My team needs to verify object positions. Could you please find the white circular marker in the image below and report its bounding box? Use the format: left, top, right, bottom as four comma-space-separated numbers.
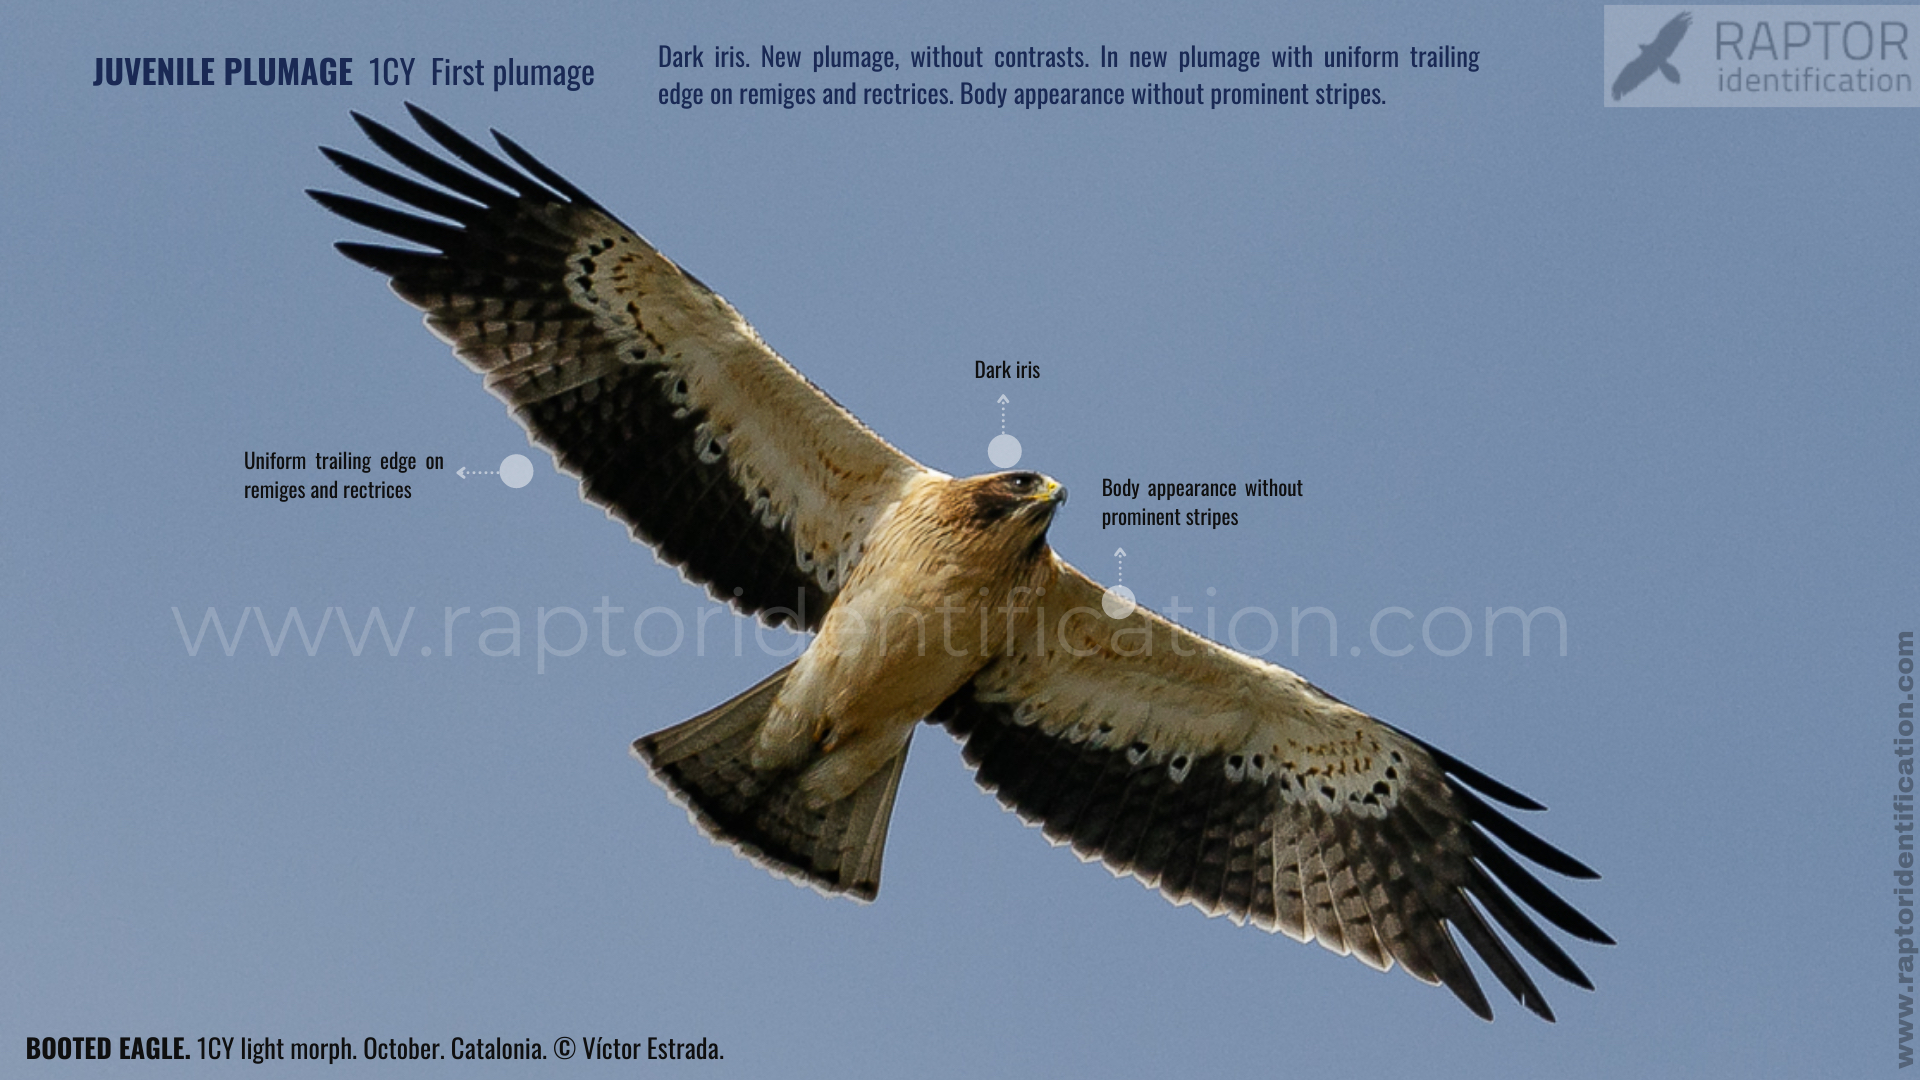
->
988, 433, 1022, 468
421, 646, 433, 657
499, 454, 534, 489
1102, 584, 1136, 619
1350, 646, 1362, 657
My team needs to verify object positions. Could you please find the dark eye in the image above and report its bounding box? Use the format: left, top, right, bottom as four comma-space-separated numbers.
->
1008, 475, 1033, 492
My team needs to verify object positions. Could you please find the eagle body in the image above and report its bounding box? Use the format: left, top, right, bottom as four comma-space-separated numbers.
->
313, 106, 1611, 1022
752, 472, 1066, 805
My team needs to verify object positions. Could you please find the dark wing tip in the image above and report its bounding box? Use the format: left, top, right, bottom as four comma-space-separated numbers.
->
350, 107, 406, 146
1466, 870, 1599, 992
1373, 723, 1608, 1017
403, 102, 554, 200
331, 241, 440, 277
307, 189, 463, 252
318, 146, 491, 227
1382, 724, 1547, 810
1430, 745, 1547, 811
1473, 835, 1614, 946
1430, 939, 1495, 1021
492, 128, 599, 207
341, 107, 520, 208
1455, 786, 1601, 880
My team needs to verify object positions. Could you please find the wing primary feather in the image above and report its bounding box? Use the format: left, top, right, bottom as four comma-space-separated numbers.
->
306, 190, 465, 252
1465, 872, 1596, 991
1383, 724, 1548, 811
332, 241, 442, 278
1447, 894, 1554, 1021
351, 111, 518, 207
319, 147, 487, 225
1454, 785, 1600, 879
405, 102, 557, 201
491, 129, 600, 207
1470, 834, 1615, 944
1426, 916, 1494, 1021
1427, 744, 1547, 811
1361, 813, 1446, 983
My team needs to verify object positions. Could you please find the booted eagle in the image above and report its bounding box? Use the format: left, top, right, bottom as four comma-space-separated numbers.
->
312, 106, 1610, 1021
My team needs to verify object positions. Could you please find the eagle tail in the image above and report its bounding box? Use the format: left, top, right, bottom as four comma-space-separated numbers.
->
1660, 61, 1680, 84
632, 663, 909, 902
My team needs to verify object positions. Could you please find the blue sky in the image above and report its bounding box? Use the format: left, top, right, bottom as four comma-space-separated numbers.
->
5, 2, 1916, 1076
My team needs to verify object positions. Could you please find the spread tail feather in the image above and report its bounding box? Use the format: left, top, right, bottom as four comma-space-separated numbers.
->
631, 663, 910, 902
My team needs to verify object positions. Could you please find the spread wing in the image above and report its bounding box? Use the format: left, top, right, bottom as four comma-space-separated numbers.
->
309, 105, 934, 628
1653, 11, 1693, 57
932, 561, 1610, 1021
1611, 52, 1659, 100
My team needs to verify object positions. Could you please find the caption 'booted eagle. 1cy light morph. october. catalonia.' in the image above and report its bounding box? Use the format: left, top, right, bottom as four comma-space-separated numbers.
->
310, 105, 1612, 1022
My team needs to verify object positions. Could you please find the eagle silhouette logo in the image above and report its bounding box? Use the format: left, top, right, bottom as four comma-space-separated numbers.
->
1613, 11, 1691, 100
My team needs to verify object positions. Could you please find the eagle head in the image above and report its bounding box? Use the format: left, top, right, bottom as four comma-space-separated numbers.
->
957, 471, 1068, 537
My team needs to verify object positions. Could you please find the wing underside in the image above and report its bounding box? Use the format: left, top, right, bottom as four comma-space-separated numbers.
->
934, 562, 1610, 1020
311, 105, 931, 627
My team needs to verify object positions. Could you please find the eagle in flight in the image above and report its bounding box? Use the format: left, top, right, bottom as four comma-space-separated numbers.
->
1612, 11, 1692, 100
312, 106, 1610, 1021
